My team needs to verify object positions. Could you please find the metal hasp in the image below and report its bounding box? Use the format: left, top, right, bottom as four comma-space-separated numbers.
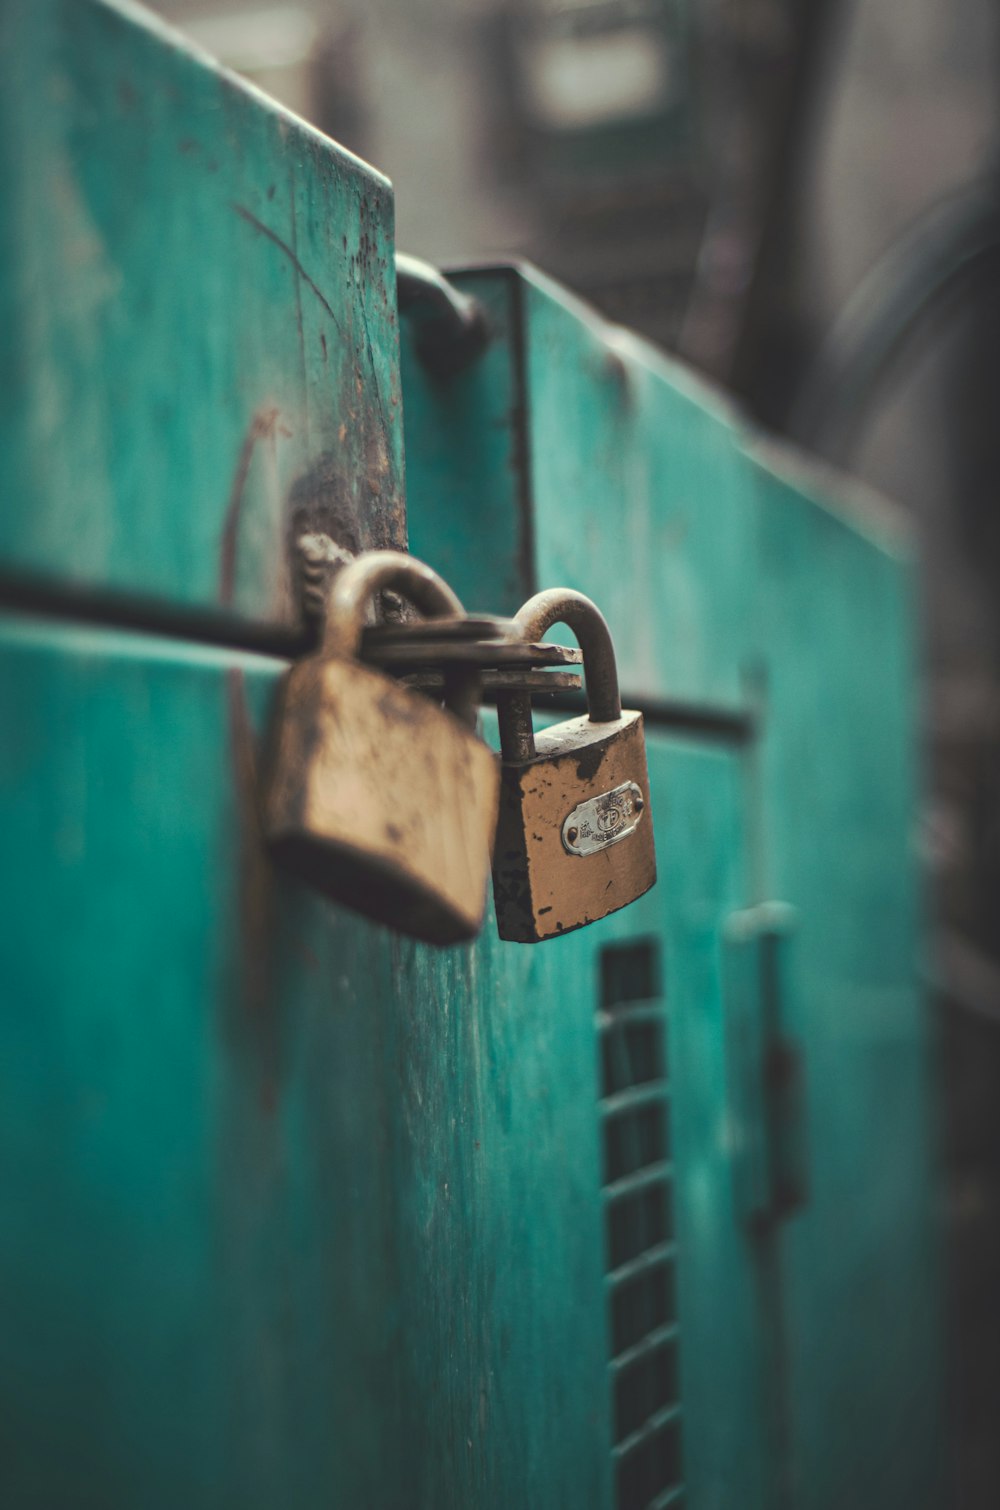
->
265, 550, 499, 945
492, 588, 656, 942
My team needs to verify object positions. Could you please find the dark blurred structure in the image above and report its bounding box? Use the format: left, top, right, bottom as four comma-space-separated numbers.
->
151, 3, 1000, 1503
160, 1, 839, 357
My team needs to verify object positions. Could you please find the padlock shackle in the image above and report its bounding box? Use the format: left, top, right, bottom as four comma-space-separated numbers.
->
324, 550, 464, 659
514, 589, 622, 723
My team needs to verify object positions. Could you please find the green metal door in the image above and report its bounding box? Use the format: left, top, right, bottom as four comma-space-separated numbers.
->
0, 614, 768, 1508
394, 726, 778, 1510
0, 619, 408, 1507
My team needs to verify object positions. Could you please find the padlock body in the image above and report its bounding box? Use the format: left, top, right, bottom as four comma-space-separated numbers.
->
266, 658, 499, 944
492, 710, 656, 942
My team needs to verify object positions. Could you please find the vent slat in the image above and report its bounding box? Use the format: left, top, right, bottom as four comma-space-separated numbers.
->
646, 1486, 686, 1509
606, 1241, 676, 1292
609, 1322, 679, 1376
611, 1403, 683, 1464
603, 1160, 673, 1204
599, 942, 683, 1510
601, 1081, 671, 1119
596, 1000, 668, 1033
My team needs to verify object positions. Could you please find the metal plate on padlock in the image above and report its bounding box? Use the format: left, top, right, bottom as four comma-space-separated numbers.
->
561, 781, 645, 856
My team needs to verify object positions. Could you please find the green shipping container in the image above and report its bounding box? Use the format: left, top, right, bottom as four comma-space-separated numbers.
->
0, 3, 944, 1507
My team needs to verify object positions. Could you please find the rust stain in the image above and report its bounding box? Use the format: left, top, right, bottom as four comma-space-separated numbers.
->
218, 407, 281, 606
286, 450, 361, 559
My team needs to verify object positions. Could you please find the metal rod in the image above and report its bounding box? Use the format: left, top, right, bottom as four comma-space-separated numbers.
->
504, 686, 757, 745
441, 666, 482, 732
396, 253, 491, 379
494, 688, 536, 761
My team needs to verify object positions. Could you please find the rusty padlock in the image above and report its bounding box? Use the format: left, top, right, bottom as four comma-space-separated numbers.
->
491, 589, 656, 942
265, 550, 500, 945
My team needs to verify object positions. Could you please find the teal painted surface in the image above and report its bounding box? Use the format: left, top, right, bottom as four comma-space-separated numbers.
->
0, 0, 404, 627
747, 449, 946, 1508
404, 271, 531, 616
724, 905, 806, 1227
524, 273, 753, 711
396, 729, 779, 1510
593, 744, 779, 1510
0, 617, 408, 1508
390, 851, 613, 1509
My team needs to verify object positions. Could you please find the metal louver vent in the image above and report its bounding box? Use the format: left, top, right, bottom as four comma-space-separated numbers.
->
599, 942, 684, 1510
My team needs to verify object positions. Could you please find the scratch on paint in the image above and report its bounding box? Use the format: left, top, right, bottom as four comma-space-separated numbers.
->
232, 203, 345, 337
358, 294, 390, 443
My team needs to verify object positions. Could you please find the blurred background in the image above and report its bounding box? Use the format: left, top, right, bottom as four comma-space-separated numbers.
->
149, 1, 1000, 1501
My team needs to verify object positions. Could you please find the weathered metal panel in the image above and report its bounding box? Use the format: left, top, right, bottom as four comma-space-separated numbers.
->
0, 0, 404, 631
404, 270, 531, 617
612, 743, 778, 1510
0, 616, 408, 1508
404, 263, 754, 709
746, 448, 946, 1509
0, 608, 778, 1508
0, 620, 614, 1507
523, 271, 753, 712
396, 729, 777, 1510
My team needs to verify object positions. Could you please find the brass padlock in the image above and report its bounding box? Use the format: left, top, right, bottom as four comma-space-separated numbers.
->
492, 589, 656, 942
266, 550, 500, 945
